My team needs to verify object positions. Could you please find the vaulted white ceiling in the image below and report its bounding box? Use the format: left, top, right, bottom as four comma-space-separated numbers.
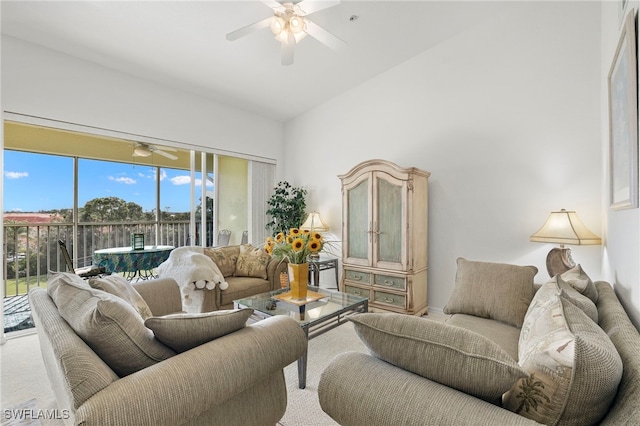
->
2, 1, 509, 122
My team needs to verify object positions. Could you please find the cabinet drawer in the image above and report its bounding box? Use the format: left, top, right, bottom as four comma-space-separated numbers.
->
344, 285, 370, 299
373, 290, 406, 309
374, 274, 406, 291
345, 269, 371, 284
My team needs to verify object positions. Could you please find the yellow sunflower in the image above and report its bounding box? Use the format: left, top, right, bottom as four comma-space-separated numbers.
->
291, 238, 305, 252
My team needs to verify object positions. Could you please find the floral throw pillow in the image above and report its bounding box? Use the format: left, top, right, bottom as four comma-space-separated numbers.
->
504, 294, 621, 425
204, 246, 239, 277
234, 244, 270, 279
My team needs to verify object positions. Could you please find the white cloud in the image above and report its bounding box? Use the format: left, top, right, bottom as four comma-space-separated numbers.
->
5, 171, 28, 179
108, 176, 136, 185
170, 175, 213, 187
170, 175, 192, 185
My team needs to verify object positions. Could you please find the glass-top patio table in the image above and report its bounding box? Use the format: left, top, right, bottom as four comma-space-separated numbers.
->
234, 286, 368, 389
93, 245, 174, 281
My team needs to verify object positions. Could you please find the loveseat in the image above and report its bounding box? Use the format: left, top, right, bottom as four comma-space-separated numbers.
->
29, 272, 306, 426
318, 258, 640, 425
157, 244, 287, 313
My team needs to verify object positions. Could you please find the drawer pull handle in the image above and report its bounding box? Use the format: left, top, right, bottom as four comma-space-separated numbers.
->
354, 275, 362, 281
384, 298, 395, 303
383, 280, 392, 285
353, 291, 362, 296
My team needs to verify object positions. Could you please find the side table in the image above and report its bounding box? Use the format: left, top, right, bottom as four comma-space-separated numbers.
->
308, 255, 339, 290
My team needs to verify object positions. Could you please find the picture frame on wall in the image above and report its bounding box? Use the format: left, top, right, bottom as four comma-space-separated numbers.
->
608, 10, 638, 210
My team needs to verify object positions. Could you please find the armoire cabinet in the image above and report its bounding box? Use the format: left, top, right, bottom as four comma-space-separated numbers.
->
338, 159, 430, 315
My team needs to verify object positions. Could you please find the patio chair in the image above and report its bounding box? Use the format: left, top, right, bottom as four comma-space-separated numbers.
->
216, 229, 231, 246
58, 239, 105, 278
241, 230, 248, 245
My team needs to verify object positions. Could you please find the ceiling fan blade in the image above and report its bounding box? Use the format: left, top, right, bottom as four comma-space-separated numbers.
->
155, 145, 177, 152
296, 0, 340, 15
261, 0, 285, 11
304, 20, 347, 52
226, 17, 273, 41
154, 150, 178, 161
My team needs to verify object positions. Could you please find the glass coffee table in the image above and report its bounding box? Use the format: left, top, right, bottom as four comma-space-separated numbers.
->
234, 286, 368, 389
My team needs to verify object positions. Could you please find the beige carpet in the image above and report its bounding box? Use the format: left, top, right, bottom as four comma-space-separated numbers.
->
280, 321, 368, 426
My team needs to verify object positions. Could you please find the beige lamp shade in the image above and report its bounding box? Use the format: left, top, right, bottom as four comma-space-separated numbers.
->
300, 212, 329, 232
530, 209, 601, 246
531, 209, 601, 277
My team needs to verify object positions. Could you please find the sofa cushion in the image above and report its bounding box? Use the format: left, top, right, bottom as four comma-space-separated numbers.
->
47, 272, 175, 377
504, 294, 622, 425
144, 308, 253, 352
445, 313, 520, 361
219, 276, 271, 307
204, 245, 239, 277
560, 264, 598, 303
443, 258, 537, 327
234, 244, 270, 279
89, 274, 153, 319
350, 313, 528, 402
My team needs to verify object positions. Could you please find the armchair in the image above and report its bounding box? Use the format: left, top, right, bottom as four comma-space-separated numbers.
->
29, 277, 306, 425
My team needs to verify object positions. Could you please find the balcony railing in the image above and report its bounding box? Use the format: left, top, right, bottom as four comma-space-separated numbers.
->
3, 220, 195, 297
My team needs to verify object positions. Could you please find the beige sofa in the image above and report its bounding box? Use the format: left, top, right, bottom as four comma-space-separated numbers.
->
30, 273, 306, 426
201, 245, 288, 311
158, 245, 288, 312
319, 259, 640, 425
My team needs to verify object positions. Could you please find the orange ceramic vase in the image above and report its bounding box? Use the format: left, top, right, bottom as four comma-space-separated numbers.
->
288, 263, 309, 300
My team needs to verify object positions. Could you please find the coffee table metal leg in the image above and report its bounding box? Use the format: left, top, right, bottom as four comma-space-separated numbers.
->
298, 326, 310, 389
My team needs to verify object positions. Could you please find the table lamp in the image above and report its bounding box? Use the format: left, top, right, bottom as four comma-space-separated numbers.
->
300, 212, 329, 232
530, 209, 601, 277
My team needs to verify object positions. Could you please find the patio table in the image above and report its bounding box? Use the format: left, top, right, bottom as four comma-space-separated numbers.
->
93, 245, 174, 281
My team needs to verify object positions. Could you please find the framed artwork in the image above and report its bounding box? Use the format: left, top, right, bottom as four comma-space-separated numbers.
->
608, 10, 638, 210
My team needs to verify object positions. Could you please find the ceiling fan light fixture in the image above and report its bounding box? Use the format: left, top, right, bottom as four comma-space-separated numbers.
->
133, 146, 152, 157
289, 16, 305, 33
270, 16, 285, 35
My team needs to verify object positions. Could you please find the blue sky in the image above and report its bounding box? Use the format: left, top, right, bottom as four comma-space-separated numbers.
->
4, 150, 210, 213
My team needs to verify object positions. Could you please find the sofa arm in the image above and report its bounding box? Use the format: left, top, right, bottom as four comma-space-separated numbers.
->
319, 352, 542, 426
133, 278, 183, 316
266, 257, 288, 291
76, 316, 307, 425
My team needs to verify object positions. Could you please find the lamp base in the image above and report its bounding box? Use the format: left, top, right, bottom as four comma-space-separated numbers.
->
545, 247, 575, 277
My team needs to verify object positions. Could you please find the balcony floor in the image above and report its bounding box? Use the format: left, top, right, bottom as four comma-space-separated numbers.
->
3, 294, 34, 333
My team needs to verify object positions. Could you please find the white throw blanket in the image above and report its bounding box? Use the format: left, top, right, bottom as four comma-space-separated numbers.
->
157, 246, 229, 312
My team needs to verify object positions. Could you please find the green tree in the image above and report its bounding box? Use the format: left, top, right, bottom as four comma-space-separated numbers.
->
265, 181, 307, 236
80, 196, 146, 222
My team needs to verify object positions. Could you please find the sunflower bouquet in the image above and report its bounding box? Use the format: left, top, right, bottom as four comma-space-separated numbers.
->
264, 228, 324, 264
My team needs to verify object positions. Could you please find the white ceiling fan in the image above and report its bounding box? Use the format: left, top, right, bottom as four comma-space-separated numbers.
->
132, 143, 178, 160
226, 0, 347, 65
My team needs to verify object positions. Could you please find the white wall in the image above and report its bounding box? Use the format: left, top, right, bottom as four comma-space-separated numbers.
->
284, 2, 604, 313
600, 1, 640, 328
1, 36, 284, 161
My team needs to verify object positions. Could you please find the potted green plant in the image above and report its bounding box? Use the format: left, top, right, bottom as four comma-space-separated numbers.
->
265, 181, 307, 236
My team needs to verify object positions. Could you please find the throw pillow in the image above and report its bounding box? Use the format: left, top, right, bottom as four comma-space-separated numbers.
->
204, 246, 239, 277
89, 274, 153, 319
144, 308, 254, 352
234, 244, 270, 279
504, 295, 622, 425
443, 258, 538, 327
555, 276, 598, 323
350, 313, 528, 402
560, 264, 598, 304
47, 272, 175, 377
